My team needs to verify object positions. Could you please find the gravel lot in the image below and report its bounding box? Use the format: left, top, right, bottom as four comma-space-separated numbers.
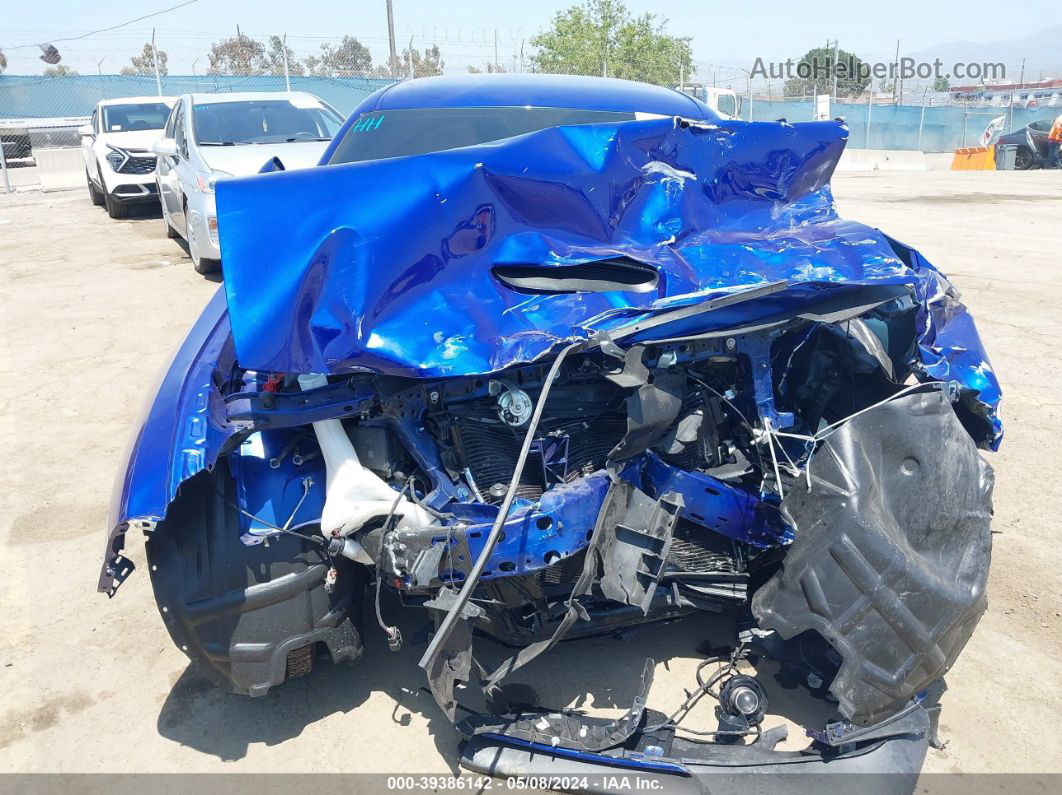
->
1, 170, 1060, 782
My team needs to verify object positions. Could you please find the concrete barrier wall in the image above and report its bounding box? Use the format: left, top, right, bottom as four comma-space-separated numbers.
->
35, 147, 85, 191
836, 148, 928, 172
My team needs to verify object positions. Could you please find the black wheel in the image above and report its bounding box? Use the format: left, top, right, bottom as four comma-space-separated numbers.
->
87, 171, 105, 206
1014, 146, 1034, 170
104, 191, 130, 219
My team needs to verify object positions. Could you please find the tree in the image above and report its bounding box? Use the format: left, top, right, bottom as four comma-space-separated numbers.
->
378, 45, 444, 79
781, 46, 870, 98
43, 65, 78, 77
305, 35, 372, 76
0, 49, 7, 75
266, 35, 304, 77
121, 43, 168, 76
933, 76, 950, 93
207, 34, 268, 76
468, 62, 508, 74
530, 0, 691, 87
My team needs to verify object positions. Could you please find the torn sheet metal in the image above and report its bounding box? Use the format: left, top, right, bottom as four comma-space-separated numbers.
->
215, 117, 1000, 443
751, 388, 994, 726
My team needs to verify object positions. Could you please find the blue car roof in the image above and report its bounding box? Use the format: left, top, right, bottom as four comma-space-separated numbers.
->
354, 73, 718, 118
321, 74, 719, 164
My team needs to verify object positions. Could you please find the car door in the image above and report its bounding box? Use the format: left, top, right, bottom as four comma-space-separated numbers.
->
170, 102, 191, 231
1028, 119, 1051, 157
170, 104, 196, 231
157, 101, 181, 217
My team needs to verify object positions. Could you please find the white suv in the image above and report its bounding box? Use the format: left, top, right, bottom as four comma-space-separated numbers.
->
80, 96, 176, 219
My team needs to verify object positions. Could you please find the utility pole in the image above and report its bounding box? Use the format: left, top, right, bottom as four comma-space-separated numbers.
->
386, 0, 397, 76
892, 39, 899, 104
408, 35, 414, 79
494, 29, 498, 70
519, 40, 525, 73
831, 39, 839, 100
282, 32, 291, 91
151, 28, 162, 96
917, 86, 928, 151
865, 86, 873, 148
1008, 58, 1025, 129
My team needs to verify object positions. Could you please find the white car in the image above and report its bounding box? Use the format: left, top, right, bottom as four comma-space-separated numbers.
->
154, 91, 344, 274
80, 96, 176, 218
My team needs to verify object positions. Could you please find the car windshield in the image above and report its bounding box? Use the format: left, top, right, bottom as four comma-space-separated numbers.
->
102, 103, 171, 132
193, 98, 344, 145
327, 106, 639, 164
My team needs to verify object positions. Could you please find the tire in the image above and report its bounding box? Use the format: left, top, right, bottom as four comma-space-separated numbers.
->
104, 191, 130, 219
1014, 146, 1034, 170
87, 172, 105, 206
163, 211, 180, 239
187, 210, 221, 274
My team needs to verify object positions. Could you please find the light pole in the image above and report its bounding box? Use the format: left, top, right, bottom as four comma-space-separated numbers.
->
281, 32, 291, 91
151, 28, 162, 96
386, 0, 398, 76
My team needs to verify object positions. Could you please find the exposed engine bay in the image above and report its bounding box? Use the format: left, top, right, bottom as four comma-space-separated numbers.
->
100, 107, 1001, 790
140, 281, 993, 780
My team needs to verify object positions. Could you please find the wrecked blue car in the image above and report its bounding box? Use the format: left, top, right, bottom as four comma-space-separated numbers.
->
100, 75, 1000, 791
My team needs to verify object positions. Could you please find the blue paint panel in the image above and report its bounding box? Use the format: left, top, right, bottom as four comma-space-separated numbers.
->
218, 110, 1000, 445
635, 453, 788, 547
463, 471, 613, 579
228, 429, 327, 543
107, 287, 232, 530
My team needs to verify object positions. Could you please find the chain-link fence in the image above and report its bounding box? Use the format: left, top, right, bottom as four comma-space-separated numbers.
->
2, 32, 1059, 191
743, 93, 1052, 152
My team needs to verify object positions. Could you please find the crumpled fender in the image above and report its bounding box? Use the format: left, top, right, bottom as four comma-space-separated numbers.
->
98, 287, 237, 595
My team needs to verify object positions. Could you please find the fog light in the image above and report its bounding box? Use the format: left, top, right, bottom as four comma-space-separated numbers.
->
716, 674, 768, 740
730, 685, 761, 716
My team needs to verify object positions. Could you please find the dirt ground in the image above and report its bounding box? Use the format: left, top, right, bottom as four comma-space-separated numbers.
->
1, 170, 1060, 783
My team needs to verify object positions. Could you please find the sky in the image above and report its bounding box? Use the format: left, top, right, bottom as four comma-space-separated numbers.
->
2, 0, 1060, 83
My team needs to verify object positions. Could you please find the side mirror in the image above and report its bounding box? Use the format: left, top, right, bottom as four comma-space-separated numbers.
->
77, 124, 93, 137
154, 138, 179, 157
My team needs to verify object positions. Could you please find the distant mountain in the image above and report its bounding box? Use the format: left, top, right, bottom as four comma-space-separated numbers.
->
904, 26, 1062, 85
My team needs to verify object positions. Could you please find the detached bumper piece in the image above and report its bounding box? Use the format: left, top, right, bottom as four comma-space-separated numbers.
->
460, 676, 940, 795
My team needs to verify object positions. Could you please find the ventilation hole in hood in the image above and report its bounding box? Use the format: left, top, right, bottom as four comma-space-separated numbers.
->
492, 256, 659, 294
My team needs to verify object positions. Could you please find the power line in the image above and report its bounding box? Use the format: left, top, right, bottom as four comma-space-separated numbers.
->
1, 0, 200, 50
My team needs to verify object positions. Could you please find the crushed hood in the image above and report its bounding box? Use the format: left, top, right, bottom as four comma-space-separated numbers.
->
215, 115, 1001, 446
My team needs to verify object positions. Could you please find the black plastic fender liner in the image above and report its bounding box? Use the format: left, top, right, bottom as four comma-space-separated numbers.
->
752, 389, 994, 726
145, 470, 366, 696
